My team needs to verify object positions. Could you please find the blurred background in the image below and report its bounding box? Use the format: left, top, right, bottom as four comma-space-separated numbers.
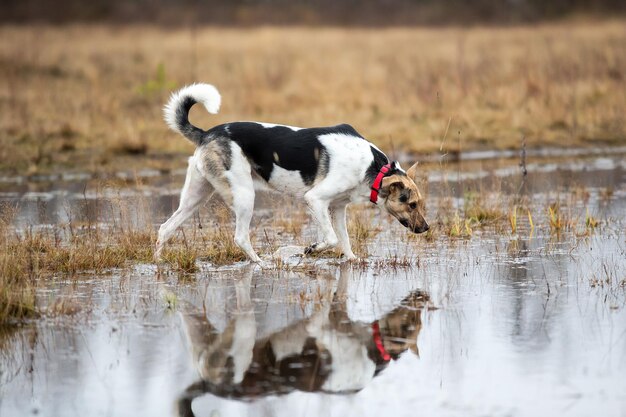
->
0, 0, 624, 175
3, 0, 626, 25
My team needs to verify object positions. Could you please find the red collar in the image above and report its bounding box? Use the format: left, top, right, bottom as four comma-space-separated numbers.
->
372, 322, 391, 362
370, 163, 392, 204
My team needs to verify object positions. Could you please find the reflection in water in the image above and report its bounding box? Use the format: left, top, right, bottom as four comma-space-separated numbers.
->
0, 233, 625, 416
177, 265, 428, 415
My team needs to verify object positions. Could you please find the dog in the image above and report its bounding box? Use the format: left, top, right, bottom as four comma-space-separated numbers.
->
155, 83, 429, 263
176, 264, 429, 413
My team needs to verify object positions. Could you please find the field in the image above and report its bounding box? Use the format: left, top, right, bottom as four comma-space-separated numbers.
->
1, 20, 625, 176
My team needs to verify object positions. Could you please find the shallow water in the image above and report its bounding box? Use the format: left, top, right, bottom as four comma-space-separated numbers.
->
2, 151, 625, 226
1, 154, 625, 417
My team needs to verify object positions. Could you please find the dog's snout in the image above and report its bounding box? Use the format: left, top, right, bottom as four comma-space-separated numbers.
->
400, 219, 409, 228
412, 223, 429, 234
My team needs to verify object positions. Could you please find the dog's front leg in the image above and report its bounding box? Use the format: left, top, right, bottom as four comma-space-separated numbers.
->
304, 192, 338, 255
331, 202, 357, 260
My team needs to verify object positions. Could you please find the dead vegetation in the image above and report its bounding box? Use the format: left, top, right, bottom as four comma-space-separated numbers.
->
0, 194, 244, 323
1, 214, 38, 323
0, 21, 625, 175
348, 206, 382, 257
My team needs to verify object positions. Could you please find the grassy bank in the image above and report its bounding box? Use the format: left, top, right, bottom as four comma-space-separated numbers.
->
0, 200, 245, 323
0, 21, 625, 176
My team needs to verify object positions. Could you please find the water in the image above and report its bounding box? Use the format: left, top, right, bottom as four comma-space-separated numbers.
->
1, 154, 625, 417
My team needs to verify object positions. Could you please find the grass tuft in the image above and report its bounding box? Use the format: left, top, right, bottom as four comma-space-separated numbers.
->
464, 192, 504, 225
509, 206, 518, 234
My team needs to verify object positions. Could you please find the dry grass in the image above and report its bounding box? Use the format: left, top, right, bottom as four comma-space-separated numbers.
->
201, 226, 247, 266
347, 206, 381, 257
0, 191, 245, 322
443, 212, 474, 238
414, 184, 613, 240
272, 200, 309, 239
3, 225, 153, 277
0, 214, 250, 321
1, 215, 38, 323
162, 247, 198, 274
463, 192, 505, 225
0, 21, 625, 175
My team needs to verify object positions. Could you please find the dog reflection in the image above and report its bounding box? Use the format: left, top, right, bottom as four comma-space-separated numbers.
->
177, 267, 429, 414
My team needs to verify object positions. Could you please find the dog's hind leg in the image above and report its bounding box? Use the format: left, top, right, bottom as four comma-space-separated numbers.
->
155, 157, 211, 261
224, 147, 261, 263
230, 184, 260, 263
331, 201, 356, 260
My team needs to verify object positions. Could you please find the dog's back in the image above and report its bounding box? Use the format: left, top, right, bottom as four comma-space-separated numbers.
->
206, 122, 373, 187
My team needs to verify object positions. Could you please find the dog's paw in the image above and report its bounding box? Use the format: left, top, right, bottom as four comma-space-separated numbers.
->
153, 252, 165, 264
304, 243, 321, 255
343, 252, 358, 261
255, 260, 272, 270
154, 242, 166, 264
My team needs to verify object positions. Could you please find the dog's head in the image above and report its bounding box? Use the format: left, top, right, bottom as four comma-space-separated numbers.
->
380, 290, 429, 359
379, 162, 429, 234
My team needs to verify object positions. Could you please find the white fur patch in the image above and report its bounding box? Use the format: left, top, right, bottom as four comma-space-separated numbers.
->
318, 133, 376, 190
164, 83, 221, 133
392, 160, 406, 173
227, 312, 256, 384
257, 122, 302, 131
319, 330, 376, 391
268, 164, 308, 196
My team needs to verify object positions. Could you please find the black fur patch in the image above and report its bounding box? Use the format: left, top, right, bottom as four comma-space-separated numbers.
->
177, 96, 207, 146
206, 122, 362, 186
365, 146, 391, 184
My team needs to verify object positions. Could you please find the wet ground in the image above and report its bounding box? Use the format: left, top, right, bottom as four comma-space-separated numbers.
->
1, 151, 626, 417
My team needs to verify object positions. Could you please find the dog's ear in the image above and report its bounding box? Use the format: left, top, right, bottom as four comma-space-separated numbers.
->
380, 176, 405, 198
406, 162, 419, 183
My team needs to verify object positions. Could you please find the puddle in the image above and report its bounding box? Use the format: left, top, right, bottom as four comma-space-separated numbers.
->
1, 153, 625, 227
1, 154, 626, 416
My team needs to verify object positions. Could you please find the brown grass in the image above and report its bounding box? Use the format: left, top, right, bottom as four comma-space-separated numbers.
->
201, 226, 247, 266
463, 192, 505, 225
1, 214, 38, 323
0, 190, 247, 322
347, 206, 381, 257
0, 21, 625, 175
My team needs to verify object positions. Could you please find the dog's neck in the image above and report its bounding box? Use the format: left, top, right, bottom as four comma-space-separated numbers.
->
364, 147, 390, 186
369, 163, 392, 204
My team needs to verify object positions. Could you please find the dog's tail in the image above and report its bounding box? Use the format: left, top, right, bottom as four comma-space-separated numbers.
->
163, 83, 221, 146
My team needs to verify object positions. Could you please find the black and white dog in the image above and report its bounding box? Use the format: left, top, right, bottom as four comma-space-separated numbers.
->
155, 83, 428, 263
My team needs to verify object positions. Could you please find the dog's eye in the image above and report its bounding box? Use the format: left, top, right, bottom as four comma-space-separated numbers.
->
399, 195, 408, 203
409, 202, 417, 210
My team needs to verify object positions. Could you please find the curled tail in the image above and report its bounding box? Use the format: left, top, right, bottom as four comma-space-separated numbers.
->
163, 83, 221, 146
